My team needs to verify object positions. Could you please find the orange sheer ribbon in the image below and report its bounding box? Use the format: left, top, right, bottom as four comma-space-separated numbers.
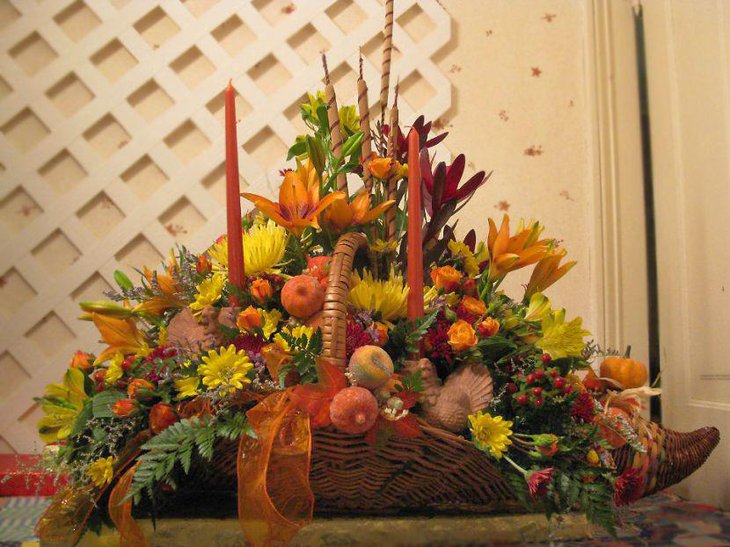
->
108, 461, 148, 547
36, 432, 150, 545
238, 390, 314, 547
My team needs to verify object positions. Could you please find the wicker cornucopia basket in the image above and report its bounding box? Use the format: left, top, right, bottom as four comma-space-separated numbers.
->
204, 233, 719, 515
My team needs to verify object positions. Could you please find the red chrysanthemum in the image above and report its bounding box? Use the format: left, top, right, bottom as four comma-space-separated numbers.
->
346, 318, 375, 359
571, 391, 596, 423
423, 318, 456, 367
233, 333, 265, 355
614, 468, 644, 506
527, 467, 554, 498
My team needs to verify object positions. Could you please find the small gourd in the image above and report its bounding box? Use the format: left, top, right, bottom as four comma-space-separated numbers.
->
599, 346, 648, 389
329, 386, 379, 434
281, 275, 325, 319
348, 345, 394, 389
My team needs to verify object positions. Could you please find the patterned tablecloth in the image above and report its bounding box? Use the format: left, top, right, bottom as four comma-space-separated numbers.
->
1, 491, 729, 546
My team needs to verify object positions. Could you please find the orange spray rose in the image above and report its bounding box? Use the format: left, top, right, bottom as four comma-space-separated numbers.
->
447, 320, 478, 352
430, 266, 462, 292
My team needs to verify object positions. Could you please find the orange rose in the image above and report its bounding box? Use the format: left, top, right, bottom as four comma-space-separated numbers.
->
250, 278, 273, 303
149, 403, 179, 434
460, 296, 487, 317
366, 156, 394, 179
112, 398, 137, 418
69, 351, 93, 370
430, 265, 462, 292
237, 306, 262, 331
477, 317, 500, 337
197, 254, 211, 275
127, 378, 154, 399
447, 319, 478, 352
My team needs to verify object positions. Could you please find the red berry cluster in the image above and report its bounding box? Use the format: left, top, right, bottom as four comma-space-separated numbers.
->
510, 354, 573, 409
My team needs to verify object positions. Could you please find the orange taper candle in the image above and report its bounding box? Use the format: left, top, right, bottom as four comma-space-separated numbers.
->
225, 81, 244, 305
406, 128, 423, 321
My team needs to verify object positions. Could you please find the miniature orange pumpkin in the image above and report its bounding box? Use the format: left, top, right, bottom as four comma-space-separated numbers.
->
599, 346, 648, 389
281, 275, 325, 319
329, 386, 379, 434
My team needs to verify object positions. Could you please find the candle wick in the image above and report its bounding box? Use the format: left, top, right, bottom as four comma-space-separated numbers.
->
359, 50, 364, 80
393, 78, 400, 108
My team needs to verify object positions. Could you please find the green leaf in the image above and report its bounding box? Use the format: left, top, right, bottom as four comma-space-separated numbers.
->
92, 390, 126, 418
341, 131, 363, 158
287, 140, 307, 160
113, 270, 134, 291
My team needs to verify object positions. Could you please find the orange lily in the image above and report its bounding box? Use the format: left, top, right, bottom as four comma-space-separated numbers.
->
487, 215, 551, 281
525, 248, 577, 298
241, 160, 345, 236
134, 265, 185, 316
91, 313, 149, 364
323, 191, 395, 232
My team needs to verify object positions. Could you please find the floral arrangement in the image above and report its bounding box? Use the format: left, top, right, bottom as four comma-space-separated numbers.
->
31, 8, 702, 546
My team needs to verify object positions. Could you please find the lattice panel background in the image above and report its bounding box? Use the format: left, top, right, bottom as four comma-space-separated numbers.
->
0, 0, 452, 453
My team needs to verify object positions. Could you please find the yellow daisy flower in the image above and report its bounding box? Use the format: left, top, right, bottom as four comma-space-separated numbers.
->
189, 273, 226, 314
174, 375, 200, 400
468, 411, 513, 459
87, 456, 114, 488
197, 345, 253, 395
370, 239, 399, 254
261, 308, 283, 339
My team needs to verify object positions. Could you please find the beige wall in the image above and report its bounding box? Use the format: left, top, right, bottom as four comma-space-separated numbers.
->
438, 0, 599, 325
0, 0, 645, 454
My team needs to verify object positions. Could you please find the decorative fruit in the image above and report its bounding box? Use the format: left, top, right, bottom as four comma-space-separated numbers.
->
599, 346, 648, 389
329, 386, 379, 434
596, 406, 632, 448
281, 275, 325, 319
348, 345, 394, 389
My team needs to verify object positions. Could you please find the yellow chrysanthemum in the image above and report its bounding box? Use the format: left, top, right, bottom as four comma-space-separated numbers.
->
261, 308, 283, 339
174, 375, 200, 400
104, 353, 125, 385
189, 273, 226, 314
536, 309, 590, 359
448, 240, 480, 277
87, 456, 114, 488
274, 325, 315, 352
468, 411, 513, 459
208, 220, 288, 276
349, 268, 409, 322
197, 345, 253, 395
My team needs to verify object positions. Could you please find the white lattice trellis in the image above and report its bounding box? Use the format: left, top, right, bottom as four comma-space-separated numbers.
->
0, 0, 452, 452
